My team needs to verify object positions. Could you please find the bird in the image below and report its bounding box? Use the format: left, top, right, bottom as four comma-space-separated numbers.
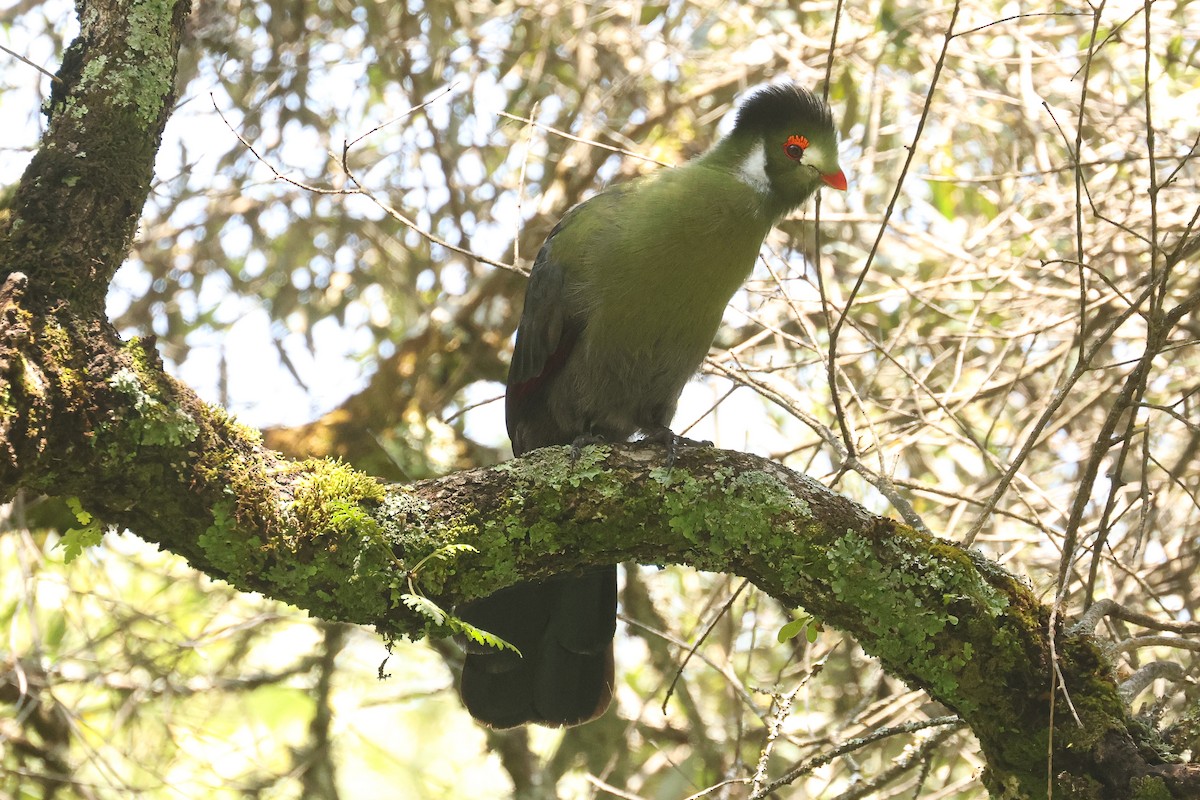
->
458, 83, 846, 728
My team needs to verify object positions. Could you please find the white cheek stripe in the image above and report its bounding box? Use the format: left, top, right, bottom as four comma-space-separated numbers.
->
735, 141, 771, 193
805, 142, 833, 175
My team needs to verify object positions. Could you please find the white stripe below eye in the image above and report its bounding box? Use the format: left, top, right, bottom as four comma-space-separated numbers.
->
805, 142, 832, 175
735, 141, 771, 193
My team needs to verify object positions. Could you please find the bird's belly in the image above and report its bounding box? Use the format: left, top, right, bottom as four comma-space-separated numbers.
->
547, 215, 765, 440
546, 310, 722, 440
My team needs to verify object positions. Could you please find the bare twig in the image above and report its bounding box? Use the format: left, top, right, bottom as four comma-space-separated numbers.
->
0, 41, 62, 84
749, 716, 963, 799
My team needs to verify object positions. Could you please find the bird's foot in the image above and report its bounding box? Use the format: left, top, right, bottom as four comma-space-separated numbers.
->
570, 433, 608, 462
639, 426, 712, 468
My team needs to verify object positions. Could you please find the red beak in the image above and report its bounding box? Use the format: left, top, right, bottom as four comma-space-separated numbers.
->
820, 169, 848, 191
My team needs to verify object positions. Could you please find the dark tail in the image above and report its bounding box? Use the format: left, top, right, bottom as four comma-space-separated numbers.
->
458, 567, 617, 728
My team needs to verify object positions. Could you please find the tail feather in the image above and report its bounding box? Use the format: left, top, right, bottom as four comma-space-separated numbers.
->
459, 567, 617, 728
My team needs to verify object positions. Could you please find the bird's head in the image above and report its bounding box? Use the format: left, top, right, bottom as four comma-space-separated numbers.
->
721, 84, 846, 212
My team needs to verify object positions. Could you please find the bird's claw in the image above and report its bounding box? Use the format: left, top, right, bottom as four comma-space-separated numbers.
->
640, 427, 712, 468
569, 433, 608, 462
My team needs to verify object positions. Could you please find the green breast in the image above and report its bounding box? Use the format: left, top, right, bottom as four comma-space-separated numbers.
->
554, 164, 775, 354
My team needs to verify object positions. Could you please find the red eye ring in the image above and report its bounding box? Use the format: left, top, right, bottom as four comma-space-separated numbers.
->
783, 134, 810, 161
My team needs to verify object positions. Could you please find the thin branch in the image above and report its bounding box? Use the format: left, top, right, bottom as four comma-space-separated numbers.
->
751, 684, 803, 796
212, 94, 521, 274
824, 0, 962, 457
962, 280, 1158, 546
830, 725, 960, 800
1118, 662, 1188, 703
749, 716, 964, 799
585, 774, 650, 800
496, 110, 669, 168
1071, 599, 1200, 637
1107, 636, 1200, 658
0, 41, 63, 84
661, 579, 751, 716
344, 82, 460, 151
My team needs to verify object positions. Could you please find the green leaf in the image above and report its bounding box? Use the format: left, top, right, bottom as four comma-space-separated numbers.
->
409, 543, 478, 576
60, 496, 104, 564
65, 496, 92, 526
60, 525, 103, 564
452, 618, 521, 656
45, 613, 67, 649
778, 613, 822, 644
401, 592, 521, 655
638, 3, 667, 24
400, 593, 447, 625
430, 543, 478, 562
776, 614, 807, 643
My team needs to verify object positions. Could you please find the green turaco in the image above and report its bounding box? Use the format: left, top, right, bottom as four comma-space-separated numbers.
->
460, 83, 846, 728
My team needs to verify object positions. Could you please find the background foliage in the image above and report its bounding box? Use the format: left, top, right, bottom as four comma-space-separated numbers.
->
2, 0, 1197, 796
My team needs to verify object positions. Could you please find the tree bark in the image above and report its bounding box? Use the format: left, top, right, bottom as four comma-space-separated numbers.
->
0, 2, 1195, 797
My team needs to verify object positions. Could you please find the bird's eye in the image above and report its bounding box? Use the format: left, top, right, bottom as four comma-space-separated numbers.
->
783, 134, 809, 162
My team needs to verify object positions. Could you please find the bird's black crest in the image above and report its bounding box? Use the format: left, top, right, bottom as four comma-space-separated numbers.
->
733, 84, 833, 135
